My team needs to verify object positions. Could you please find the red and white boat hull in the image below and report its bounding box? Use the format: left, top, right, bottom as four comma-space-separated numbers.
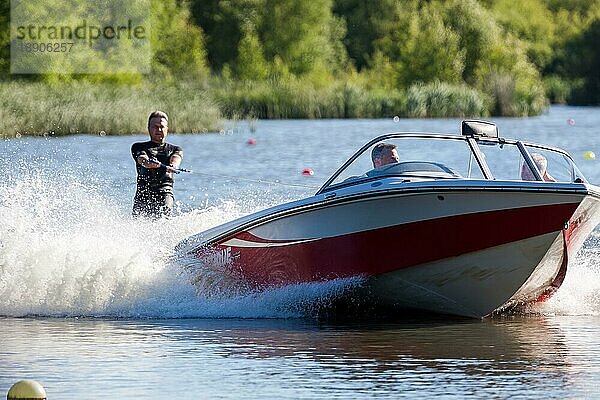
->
368, 231, 567, 317
181, 182, 600, 318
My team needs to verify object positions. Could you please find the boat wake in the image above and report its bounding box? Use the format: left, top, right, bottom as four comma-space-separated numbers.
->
531, 232, 600, 317
0, 172, 359, 318
1, 171, 599, 319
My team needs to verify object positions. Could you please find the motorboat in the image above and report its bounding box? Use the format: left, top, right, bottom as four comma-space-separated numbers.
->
176, 120, 600, 318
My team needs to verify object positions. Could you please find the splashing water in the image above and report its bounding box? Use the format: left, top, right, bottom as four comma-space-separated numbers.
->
0, 172, 359, 318
535, 232, 600, 316
0, 171, 185, 317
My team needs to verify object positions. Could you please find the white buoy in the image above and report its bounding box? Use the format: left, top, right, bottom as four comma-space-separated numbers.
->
7, 380, 46, 400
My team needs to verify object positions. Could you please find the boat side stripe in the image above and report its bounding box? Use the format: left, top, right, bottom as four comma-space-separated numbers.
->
221, 237, 318, 248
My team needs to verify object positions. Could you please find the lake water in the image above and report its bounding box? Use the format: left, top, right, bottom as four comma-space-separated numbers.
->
1, 106, 600, 398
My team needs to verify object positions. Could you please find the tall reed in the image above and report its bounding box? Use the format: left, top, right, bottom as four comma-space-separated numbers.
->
212, 79, 407, 119
406, 82, 489, 118
0, 81, 222, 138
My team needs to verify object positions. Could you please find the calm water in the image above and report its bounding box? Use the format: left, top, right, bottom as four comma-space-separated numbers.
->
1, 106, 600, 398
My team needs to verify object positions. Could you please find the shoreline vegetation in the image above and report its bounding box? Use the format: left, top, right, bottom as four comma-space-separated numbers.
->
0, 81, 221, 137
1, 0, 599, 138
0, 77, 539, 138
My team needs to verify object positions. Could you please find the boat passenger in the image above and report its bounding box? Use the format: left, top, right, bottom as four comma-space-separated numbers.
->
131, 111, 184, 218
521, 153, 556, 182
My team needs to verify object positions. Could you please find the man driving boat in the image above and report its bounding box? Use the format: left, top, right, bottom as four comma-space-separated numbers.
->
371, 142, 400, 168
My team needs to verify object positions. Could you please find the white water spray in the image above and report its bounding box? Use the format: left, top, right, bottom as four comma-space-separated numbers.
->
0, 172, 358, 318
537, 232, 600, 316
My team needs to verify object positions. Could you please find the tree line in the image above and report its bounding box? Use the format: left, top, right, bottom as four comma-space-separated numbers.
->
1, 0, 599, 119
189, 0, 600, 107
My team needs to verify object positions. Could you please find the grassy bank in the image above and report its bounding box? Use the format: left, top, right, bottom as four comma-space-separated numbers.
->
0, 77, 548, 138
212, 79, 406, 119
212, 79, 545, 119
0, 81, 222, 138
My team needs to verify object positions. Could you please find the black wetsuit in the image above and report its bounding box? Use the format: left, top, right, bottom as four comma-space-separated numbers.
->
131, 141, 183, 218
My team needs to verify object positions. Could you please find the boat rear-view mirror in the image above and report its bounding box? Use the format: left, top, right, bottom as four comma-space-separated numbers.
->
461, 120, 499, 138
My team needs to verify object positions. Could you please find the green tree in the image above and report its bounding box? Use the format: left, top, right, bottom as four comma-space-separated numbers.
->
259, 0, 347, 77
545, 2, 600, 72
442, 0, 546, 115
7, 0, 151, 81
332, 0, 398, 70
361, 51, 399, 89
189, 0, 263, 71
236, 23, 269, 80
377, 3, 464, 87
151, 0, 209, 80
490, 0, 555, 70
442, 0, 501, 84
399, 8, 464, 85
564, 18, 600, 104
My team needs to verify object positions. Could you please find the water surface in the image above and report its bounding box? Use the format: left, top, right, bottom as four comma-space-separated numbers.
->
1, 106, 599, 398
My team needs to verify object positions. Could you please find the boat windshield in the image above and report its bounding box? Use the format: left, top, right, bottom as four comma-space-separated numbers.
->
326, 135, 485, 188
320, 133, 586, 193
522, 143, 587, 183
476, 139, 586, 182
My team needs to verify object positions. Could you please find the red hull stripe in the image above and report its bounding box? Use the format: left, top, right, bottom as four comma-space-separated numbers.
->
210, 202, 579, 287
